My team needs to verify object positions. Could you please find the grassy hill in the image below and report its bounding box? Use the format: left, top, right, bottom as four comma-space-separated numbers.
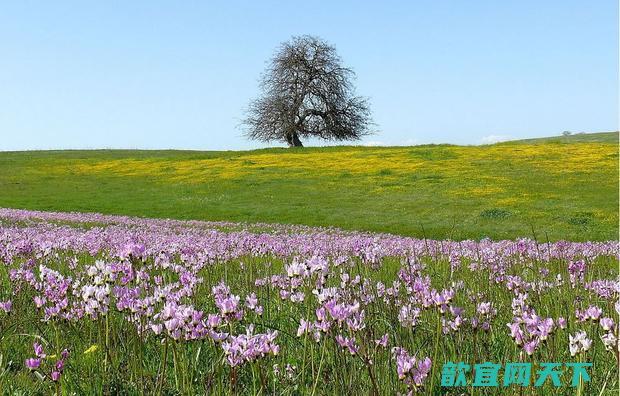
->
0, 133, 617, 241
503, 131, 618, 144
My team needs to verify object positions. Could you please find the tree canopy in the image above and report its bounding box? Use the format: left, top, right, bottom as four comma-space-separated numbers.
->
243, 35, 372, 147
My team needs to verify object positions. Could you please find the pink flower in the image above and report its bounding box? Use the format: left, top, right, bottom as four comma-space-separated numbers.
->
375, 333, 389, 348
245, 293, 258, 310
55, 359, 65, 371
297, 319, 311, 337
33, 342, 45, 358
0, 300, 12, 313
600, 317, 615, 331
34, 296, 46, 308
335, 335, 358, 355
557, 317, 567, 329
25, 358, 41, 370
392, 347, 432, 387
523, 340, 539, 356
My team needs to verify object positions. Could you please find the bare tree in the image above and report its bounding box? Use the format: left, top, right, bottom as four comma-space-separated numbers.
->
243, 35, 373, 147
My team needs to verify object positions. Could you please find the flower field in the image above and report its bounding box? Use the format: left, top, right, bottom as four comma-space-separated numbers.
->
1, 136, 618, 242
0, 208, 618, 394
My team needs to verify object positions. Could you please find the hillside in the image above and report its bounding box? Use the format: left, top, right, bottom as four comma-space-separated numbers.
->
503, 131, 618, 144
0, 135, 617, 241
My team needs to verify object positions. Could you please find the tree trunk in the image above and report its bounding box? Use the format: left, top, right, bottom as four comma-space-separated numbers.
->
286, 131, 303, 147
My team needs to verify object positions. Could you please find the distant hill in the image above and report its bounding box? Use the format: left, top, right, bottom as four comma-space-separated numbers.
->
501, 131, 618, 144
0, 134, 617, 241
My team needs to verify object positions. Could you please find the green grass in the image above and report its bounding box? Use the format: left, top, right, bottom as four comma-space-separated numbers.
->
0, 132, 617, 241
503, 131, 619, 144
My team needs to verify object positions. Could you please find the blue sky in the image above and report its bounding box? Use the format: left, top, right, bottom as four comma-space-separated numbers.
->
0, 1, 617, 150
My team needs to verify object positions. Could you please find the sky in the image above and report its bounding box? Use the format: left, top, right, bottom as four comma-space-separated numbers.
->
0, 1, 618, 151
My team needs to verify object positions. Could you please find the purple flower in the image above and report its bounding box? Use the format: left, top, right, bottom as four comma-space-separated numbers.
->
221, 326, 279, 367
297, 319, 311, 337
151, 323, 163, 335
245, 293, 263, 315
33, 342, 45, 358
557, 317, 567, 329
523, 340, 539, 356
164, 318, 180, 332
536, 318, 554, 341
507, 322, 524, 344
398, 304, 421, 328
476, 302, 492, 315
585, 306, 603, 321
392, 347, 432, 387
206, 314, 222, 329
413, 357, 432, 386
375, 333, 389, 347
0, 300, 12, 313
25, 358, 41, 370
33, 296, 46, 308
118, 243, 145, 260
335, 334, 358, 355
55, 359, 65, 371
50, 371, 61, 382
568, 260, 586, 286
245, 293, 258, 309
600, 317, 615, 331
215, 294, 240, 316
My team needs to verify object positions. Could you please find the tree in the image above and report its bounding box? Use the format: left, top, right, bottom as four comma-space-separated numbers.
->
243, 35, 372, 147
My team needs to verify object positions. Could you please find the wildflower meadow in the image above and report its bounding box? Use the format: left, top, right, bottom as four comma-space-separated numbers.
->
0, 208, 617, 394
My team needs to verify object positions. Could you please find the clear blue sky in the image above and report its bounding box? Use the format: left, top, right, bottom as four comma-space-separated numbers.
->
1, 1, 617, 150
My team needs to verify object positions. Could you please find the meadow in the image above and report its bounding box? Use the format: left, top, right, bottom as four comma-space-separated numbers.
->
0, 132, 618, 242
0, 132, 618, 395
0, 209, 618, 395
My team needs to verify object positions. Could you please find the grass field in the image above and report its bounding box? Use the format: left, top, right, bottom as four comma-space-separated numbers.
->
0, 132, 617, 241
505, 131, 619, 145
